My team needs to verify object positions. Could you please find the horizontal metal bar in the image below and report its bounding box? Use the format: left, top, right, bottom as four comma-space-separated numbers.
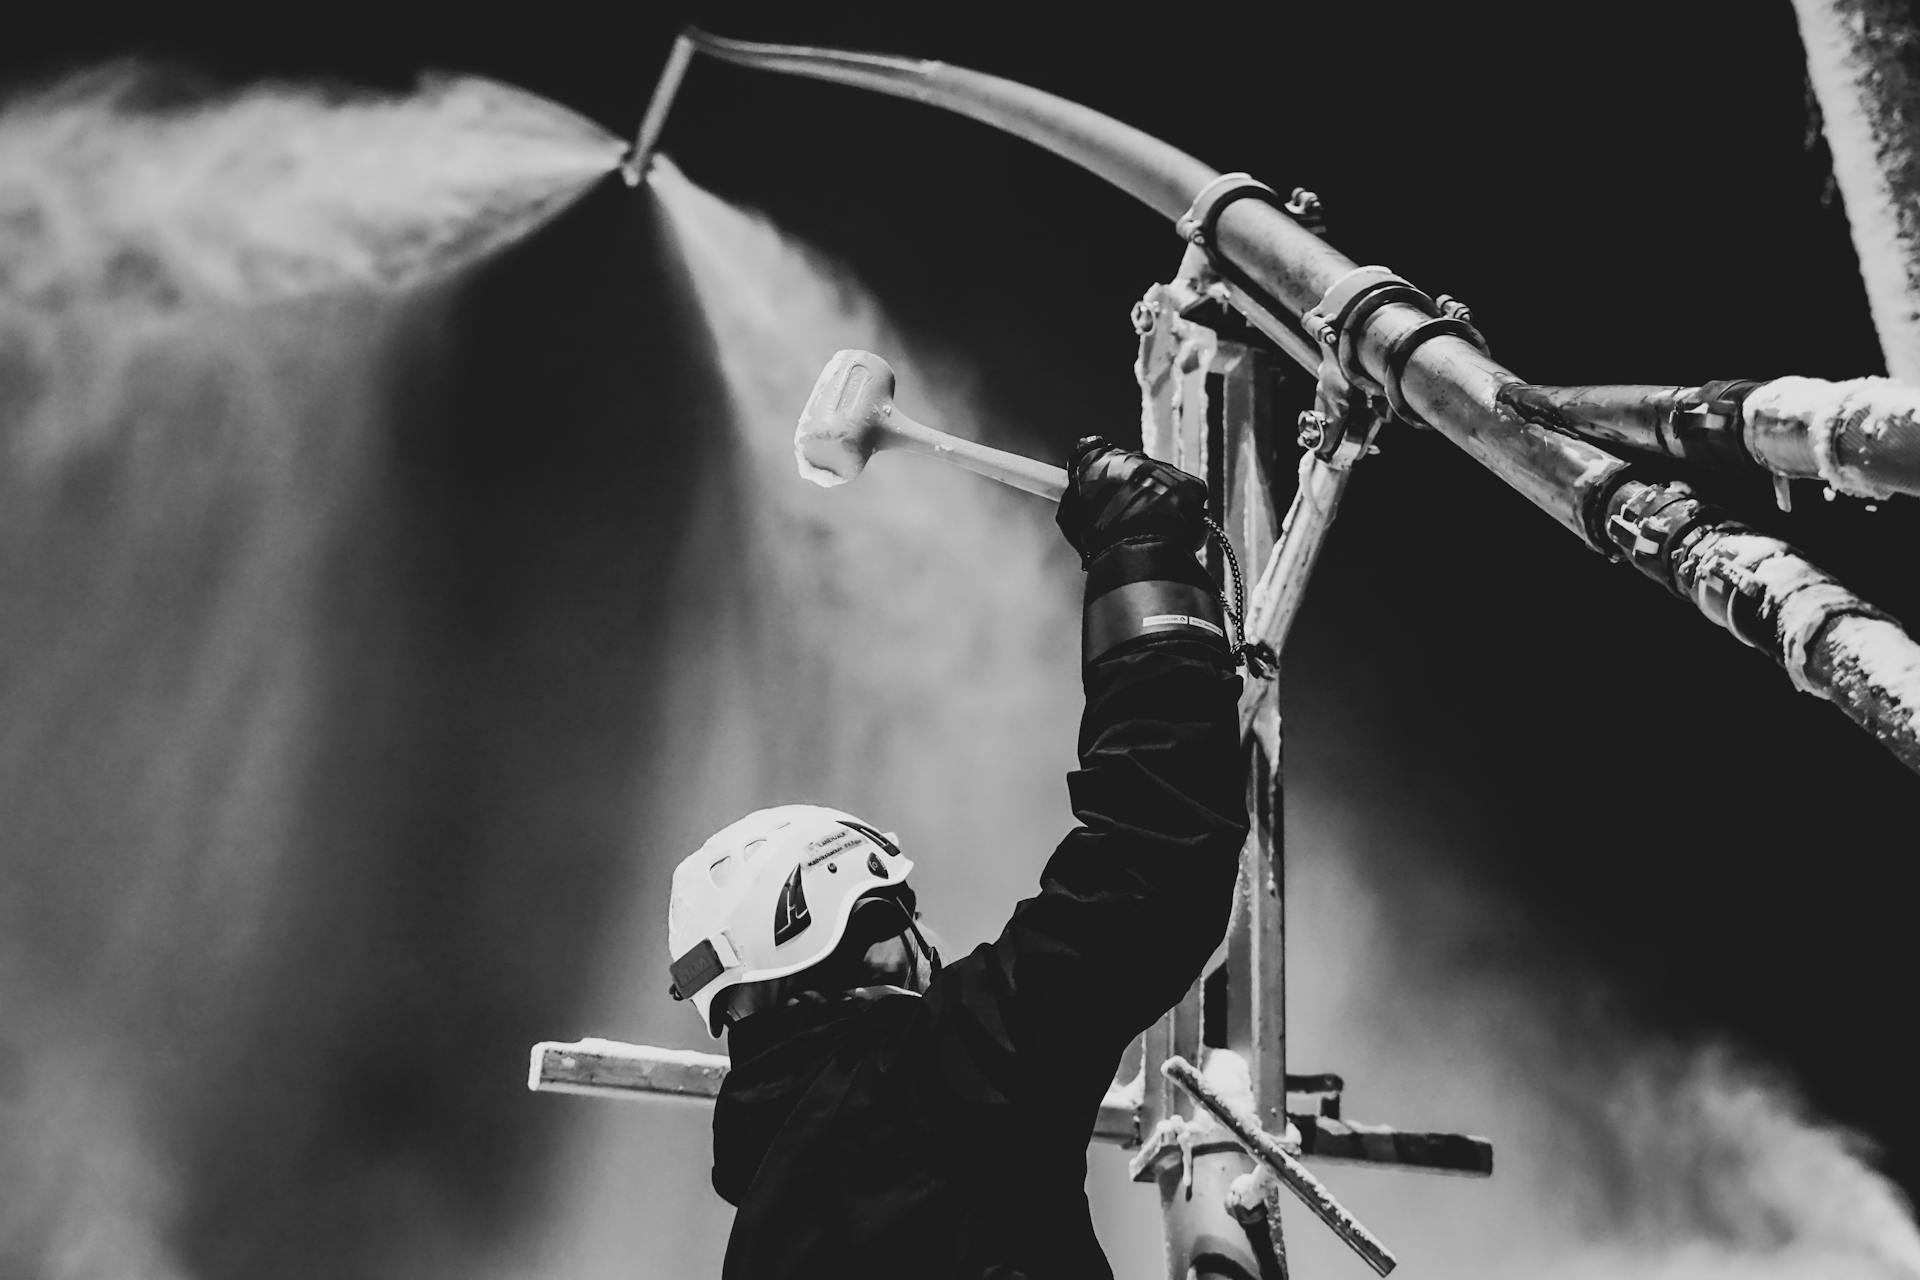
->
1291, 1114, 1493, 1177
529, 1039, 729, 1100
1285, 1073, 1345, 1095
530, 1038, 1143, 1145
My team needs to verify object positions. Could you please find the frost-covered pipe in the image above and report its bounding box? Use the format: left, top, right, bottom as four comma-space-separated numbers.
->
1500, 376, 1920, 501
1604, 479, 1920, 772
1745, 376, 1920, 500
1791, 0, 1920, 384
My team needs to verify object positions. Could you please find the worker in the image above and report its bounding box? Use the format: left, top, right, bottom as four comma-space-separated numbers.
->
665, 437, 1251, 1278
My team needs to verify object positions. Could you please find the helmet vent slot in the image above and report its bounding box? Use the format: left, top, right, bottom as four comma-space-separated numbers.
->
771, 863, 812, 945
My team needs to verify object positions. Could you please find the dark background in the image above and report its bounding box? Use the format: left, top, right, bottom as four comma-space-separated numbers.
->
6, 0, 1920, 1272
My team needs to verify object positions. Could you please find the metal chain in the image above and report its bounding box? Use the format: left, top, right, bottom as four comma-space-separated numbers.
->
1202, 514, 1276, 678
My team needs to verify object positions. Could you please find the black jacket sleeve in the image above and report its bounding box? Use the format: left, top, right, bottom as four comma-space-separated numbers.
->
908, 539, 1250, 1122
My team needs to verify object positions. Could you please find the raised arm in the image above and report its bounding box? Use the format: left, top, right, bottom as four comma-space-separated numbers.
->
915, 438, 1251, 1117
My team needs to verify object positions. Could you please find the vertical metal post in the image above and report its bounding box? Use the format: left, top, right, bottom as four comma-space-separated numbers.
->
1134, 283, 1215, 1149
1214, 345, 1288, 1139
1133, 282, 1288, 1279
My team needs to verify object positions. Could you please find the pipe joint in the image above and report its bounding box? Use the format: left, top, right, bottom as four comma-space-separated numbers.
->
1602, 479, 1714, 589
1177, 173, 1322, 351
1671, 379, 1765, 478
1301, 268, 1488, 424
1303, 267, 1431, 395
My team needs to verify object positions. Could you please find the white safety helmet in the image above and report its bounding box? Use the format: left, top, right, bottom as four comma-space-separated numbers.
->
667, 804, 916, 1038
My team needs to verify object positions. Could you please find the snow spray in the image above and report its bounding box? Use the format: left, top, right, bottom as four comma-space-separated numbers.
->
0, 63, 623, 462
0, 62, 619, 1280
1273, 805, 1920, 1280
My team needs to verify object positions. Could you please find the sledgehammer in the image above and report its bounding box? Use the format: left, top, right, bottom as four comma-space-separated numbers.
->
796, 350, 1067, 500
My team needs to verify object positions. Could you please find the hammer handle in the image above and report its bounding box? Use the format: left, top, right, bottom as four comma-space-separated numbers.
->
886, 412, 1067, 501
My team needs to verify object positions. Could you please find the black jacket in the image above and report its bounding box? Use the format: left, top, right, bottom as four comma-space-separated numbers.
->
711, 543, 1249, 1279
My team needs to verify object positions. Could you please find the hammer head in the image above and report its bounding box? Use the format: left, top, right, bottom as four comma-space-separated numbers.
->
795, 349, 897, 488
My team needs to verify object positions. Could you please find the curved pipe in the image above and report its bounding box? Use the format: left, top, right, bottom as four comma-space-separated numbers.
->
673, 28, 1627, 550
684, 29, 1216, 221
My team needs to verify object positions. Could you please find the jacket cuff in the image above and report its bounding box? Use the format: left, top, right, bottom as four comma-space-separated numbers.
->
1083, 540, 1227, 665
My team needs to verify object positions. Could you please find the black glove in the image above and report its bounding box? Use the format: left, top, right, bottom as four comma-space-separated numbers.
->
1055, 436, 1211, 564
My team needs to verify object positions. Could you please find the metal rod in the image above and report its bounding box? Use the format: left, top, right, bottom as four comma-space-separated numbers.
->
624, 33, 697, 186
1217, 277, 1323, 374
1239, 454, 1350, 744
530, 1037, 1143, 1145
529, 1038, 729, 1100
1164, 1055, 1398, 1276
1227, 1167, 1293, 1280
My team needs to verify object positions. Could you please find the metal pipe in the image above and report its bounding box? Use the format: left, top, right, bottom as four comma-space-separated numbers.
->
1499, 377, 1920, 502
1497, 383, 1726, 467
683, 29, 1920, 776
1602, 477, 1920, 773
683, 29, 1215, 220
1153, 1144, 1274, 1280
1744, 376, 1920, 500
624, 34, 696, 186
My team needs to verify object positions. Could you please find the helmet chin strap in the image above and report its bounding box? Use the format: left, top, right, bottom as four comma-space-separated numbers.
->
725, 895, 943, 1029
903, 917, 941, 990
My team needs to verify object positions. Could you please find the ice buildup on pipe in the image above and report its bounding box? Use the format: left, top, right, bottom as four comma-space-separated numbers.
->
1743, 375, 1920, 501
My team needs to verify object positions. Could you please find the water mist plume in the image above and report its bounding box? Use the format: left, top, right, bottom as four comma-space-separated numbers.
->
640, 155, 1081, 850
0, 63, 623, 312
524, 157, 1088, 1277
0, 62, 621, 469
1279, 802, 1920, 1280
0, 62, 622, 1280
